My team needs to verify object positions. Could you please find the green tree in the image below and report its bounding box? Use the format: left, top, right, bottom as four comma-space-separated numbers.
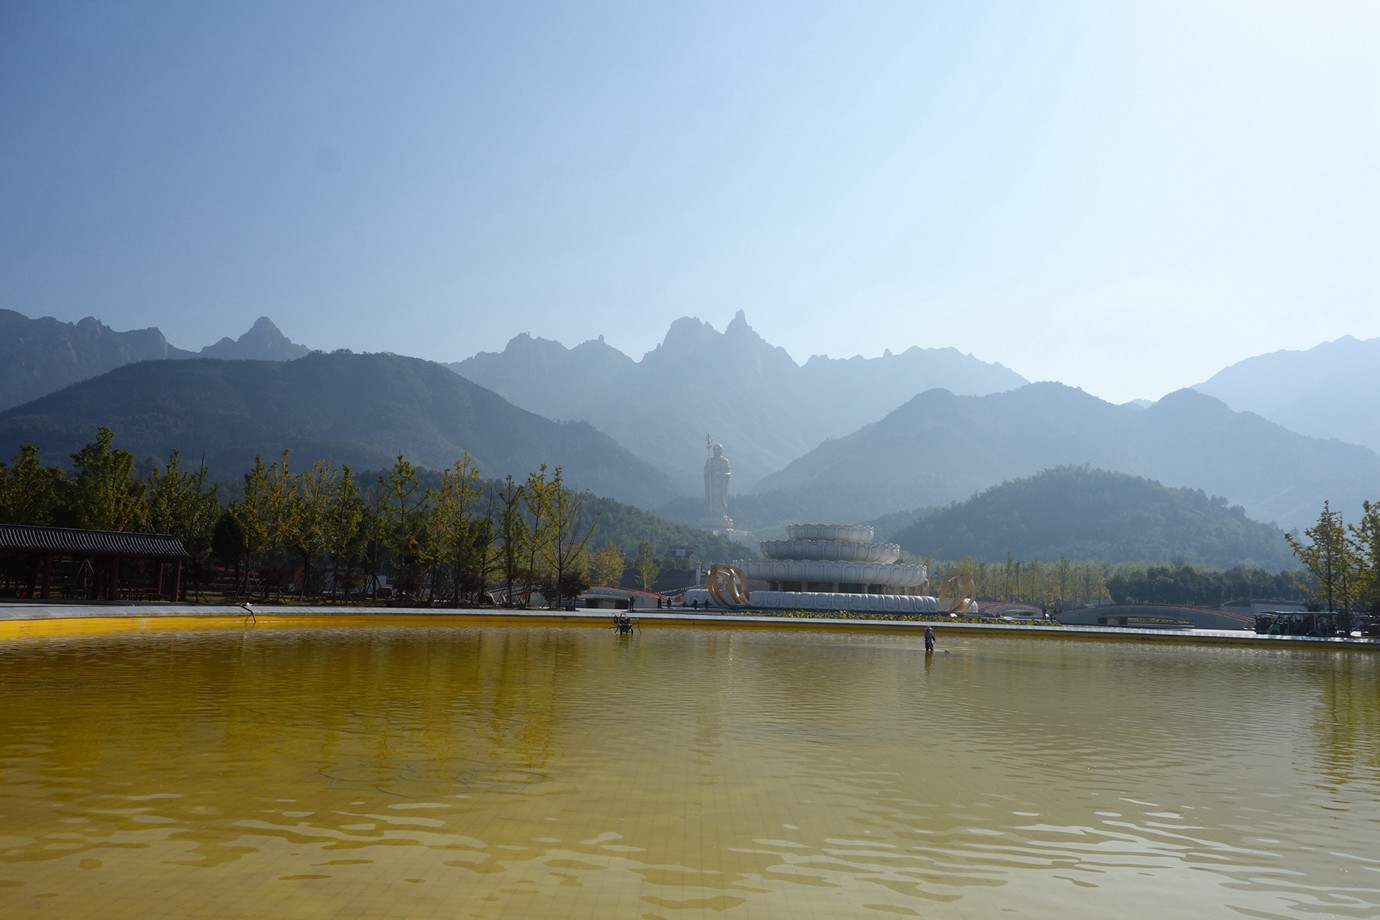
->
356, 500, 389, 599
145, 450, 220, 549
211, 509, 248, 593
494, 475, 526, 605
589, 541, 626, 587
0, 444, 66, 526
555, 566, 591, 605
1286, 501, 1361, 614
287, 459, 341, 596
635, 539, 660, 591
1025, 559, 1045, 605
69, 427, 146, 531
522, 465, 555, 603
1349, 500, 1380, 614
429, 452, 484, 604
1081, 562, 1111, 606
457, 516, 493, 602
378, 456, 431, 598
545, 468, 597, 608
322, 465, 366, 600
1054, 558, 1073, 605
229, 451, 296, 597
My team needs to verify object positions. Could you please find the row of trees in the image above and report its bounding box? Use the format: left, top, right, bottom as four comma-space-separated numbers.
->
1285, 500, 1380, 615
923, 554, 1311, 608
1105, 562, 1306, 608
0, 430, 221, 547
924, 555, 1113, 607
0, 429, 659, 606
221, 449, 512, 604
927, 495, 1380, 612
13, 429, 1370, 613
588, 539, 662, 592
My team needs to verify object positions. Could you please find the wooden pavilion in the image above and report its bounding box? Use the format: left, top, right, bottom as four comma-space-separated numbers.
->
0, 524, 189, 602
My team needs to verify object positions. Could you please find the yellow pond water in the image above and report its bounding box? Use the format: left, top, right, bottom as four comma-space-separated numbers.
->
1, 621, 1377, 919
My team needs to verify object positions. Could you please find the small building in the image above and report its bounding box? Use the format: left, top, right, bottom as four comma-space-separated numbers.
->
0, 524, 189, 602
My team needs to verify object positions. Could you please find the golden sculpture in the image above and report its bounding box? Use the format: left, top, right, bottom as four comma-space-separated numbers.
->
938, 571, 976, 613
705, 563, 751, 607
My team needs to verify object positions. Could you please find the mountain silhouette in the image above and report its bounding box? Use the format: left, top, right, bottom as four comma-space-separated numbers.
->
454, 310, 1029, 490
0, 352, 679, 508
751, 382, 1380, 532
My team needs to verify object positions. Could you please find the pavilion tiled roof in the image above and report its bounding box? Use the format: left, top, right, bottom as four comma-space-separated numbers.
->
0, 524, 189, 559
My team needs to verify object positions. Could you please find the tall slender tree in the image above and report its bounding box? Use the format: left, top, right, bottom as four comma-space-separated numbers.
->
495, 476, 526, 605
378, 456, 431, 598
229, 451, 295, 597
546, 467, 596, 608
288, 459, 340, 596
522, 465, 555, 604
1348, 500, 1380, 615
429, 452, 484, 604
322, 465, 365, 600
634, 539, 660, 591
1286, 500, 1360, 614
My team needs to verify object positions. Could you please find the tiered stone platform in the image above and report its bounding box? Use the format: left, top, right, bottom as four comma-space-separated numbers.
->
686, 523, 958, 614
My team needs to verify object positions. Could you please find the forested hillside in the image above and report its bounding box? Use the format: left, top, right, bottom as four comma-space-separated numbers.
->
892, 466, 1296, 569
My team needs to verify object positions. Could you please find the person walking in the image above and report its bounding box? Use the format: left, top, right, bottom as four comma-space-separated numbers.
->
924, 626, 935, 652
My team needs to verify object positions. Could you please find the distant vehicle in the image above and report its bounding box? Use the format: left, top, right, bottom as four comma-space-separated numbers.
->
1254, 611, 1356, 638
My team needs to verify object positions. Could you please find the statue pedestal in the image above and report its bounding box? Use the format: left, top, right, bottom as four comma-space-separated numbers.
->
702, 513, 734, 534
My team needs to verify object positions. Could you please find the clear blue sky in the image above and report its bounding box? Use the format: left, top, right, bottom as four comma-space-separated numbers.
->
3, 1, 1376, 404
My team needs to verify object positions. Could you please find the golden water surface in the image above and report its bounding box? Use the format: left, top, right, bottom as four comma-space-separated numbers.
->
1, 621, 1377, 919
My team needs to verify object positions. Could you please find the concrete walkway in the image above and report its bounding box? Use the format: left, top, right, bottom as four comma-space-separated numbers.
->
1, 600, 1376, 648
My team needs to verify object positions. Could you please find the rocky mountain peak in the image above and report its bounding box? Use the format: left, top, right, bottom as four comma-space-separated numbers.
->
199, 317, 309, 361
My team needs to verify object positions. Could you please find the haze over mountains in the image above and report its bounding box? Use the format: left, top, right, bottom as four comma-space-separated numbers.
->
1, 308, 1376, 545
0, 311, 307, 412
1192, 335, 1380, 457
454, 310, 1028, 490
750, 383, 1380, 532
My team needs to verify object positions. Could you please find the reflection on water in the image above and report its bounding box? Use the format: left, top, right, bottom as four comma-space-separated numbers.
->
1, 623, 1377, 918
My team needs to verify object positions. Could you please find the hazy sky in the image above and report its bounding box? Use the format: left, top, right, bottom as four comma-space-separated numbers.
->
3, 1, 1376, 404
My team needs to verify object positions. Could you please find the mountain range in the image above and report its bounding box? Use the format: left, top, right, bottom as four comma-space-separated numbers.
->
453, 310, 1029, 491
1, 308, 1376, 547
0, 311, 308, 413
1193, 335, 1380, 457
746, 382, 1380, 532
0, 352, 678, 509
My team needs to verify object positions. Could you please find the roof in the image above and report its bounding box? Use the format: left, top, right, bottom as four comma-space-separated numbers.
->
0, 524, 189, 559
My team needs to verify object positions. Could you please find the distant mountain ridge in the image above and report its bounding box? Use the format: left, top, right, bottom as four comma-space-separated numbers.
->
0, 352, 679, 509
1193, 335, 1380, 456
749, 382, 1380, 533
0, 309, 192, 412
454, 310, 1029, 491
0, 311, 311, 412
3, 307, 1376, 545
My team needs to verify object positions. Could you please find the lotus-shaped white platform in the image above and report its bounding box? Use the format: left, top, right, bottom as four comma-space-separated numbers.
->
686, 523, 963, 614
